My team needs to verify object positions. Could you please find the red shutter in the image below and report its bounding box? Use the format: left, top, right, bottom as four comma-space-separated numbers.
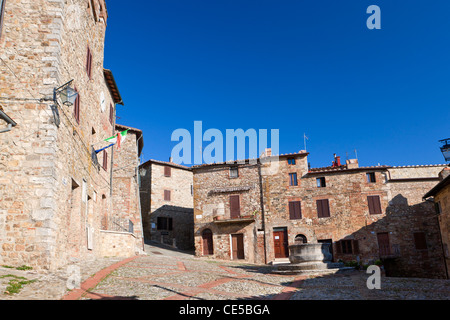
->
317, 199, 330, 217
230, 195, 240, 218
109, 104, 113, 124
164, 166, 171, 177
289, 201, 301, 219
102, 150, 108, 170
368, 196, 382, 214
164, 190, 171, 201
73, 87, 80, 124
289, 202, 295, 219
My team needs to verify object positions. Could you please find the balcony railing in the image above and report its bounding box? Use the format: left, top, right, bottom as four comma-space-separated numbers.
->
103, 216, 134, 234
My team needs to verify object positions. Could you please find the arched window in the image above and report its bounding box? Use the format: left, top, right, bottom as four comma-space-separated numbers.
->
295, 234, 307, 244
202, 229, 213, 255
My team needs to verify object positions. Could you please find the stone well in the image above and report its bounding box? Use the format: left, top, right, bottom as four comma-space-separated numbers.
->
273, 243, 353, 275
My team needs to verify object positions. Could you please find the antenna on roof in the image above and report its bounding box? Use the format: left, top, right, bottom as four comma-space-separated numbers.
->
354, 149, 358, 160
303, 133, 308, 151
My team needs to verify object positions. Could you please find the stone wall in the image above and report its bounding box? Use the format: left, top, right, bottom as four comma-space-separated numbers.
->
192, 153, 448, 278
0, 0, 135, 271
139, 160, 194, 250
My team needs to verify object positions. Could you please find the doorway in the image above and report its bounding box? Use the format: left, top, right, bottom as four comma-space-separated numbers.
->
202, 229, 213, 255
231, 234, 245, 260
273, 227, 289, 258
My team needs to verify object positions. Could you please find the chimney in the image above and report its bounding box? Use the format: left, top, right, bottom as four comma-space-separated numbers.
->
346, 159, 359, 169
169, 157, 173, 163
439, 167, 450, 181
262, 148, 271, 157
332, 154, 341, 167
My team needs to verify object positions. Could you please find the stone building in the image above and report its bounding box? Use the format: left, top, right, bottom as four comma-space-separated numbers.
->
139, 159, 194, 250
109, 124, 145, 256
0, 0, 143, 271
192, 150, 448, 278
423, 167, 450, 279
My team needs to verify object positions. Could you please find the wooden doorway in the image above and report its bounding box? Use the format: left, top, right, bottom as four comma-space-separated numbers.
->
231, 234, 245, 260
273, 228, 289, 258
202, 229, 213, 255
377, 232, 391, 257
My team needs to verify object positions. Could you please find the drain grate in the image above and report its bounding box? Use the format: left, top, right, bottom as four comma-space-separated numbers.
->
151, 251, 163, 255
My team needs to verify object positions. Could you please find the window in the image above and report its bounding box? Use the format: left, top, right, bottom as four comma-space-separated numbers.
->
288, 201, 302, 220
229, 167, 239, 178
102, 150, 108, 171
287, 158, 296, 165
0, 0, 6, 37
109, 103, 114, 125
229, 195, 240, 218
86, 46, 93, 79
164, 166, 171, 177
366, 172, 376, 183
73, 87, 80, 124
413, 232, 427, 250
289, 173, 298, 186
336, 240, 359, 255
316, 199, 330, 218
316, 177, 326, 188
157, 217, 173, 231
367, 195, 382, 215
435, 201, 442, 215
164, 190, 171, 201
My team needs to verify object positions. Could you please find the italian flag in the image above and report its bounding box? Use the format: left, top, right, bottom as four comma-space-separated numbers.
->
105, 129, 129, 150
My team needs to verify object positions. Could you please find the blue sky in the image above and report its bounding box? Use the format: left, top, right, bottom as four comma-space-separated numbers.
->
104, 0, 450, 168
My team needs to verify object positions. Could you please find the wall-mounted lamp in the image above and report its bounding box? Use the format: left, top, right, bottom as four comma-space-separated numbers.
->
53, 80, 78, 106
439, 138, 450, 162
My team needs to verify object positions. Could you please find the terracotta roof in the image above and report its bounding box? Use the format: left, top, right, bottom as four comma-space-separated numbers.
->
140, 159, 192, 171
191, 151, 309, 169
308, 165, 390, 174
104, 69, 123, 105
423, 173, 450, 199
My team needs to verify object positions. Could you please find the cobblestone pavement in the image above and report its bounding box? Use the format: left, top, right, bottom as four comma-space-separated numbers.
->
1, 242, 449, 300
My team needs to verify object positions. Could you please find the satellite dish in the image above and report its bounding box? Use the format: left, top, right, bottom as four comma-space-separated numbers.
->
100, 91, 106, 112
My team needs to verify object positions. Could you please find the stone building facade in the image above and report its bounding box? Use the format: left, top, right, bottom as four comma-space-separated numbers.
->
139, 159, 194, 250
192, 150, 448, 278
110, 124, 145, 255
0, 0, 143, 271
423, 167, 450, 279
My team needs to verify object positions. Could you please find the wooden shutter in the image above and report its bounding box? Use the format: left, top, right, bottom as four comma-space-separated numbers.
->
335, 241, 342, 254
317, 199, 330, 218
102, 150, 108, 170
289, 201, 301, 219
164, 166, 171, 177
109, 103, 113, 124
230, 195, 240, 218
368, 196, 382, 215
413, 232, 427, 250
86, 46, 93, 79
164, 190, 171, 201
353, 240, 360, 254
73, 87, 80, 124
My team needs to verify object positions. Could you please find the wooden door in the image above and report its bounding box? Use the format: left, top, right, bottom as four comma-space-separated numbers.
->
377, 232, 391, 257
231, 234, 245, 260
229, 195, 240, 219
273, 229, 289, 258
202, 229, 213, 255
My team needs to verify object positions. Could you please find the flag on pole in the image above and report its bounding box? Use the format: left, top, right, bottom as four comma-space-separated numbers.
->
95, 129, 129, 154
104, 129, 129, 150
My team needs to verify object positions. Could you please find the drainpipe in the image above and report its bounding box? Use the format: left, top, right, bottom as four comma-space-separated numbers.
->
257, 160, 267, 265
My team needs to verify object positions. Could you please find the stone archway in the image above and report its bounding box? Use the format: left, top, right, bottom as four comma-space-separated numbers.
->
295, 234, 307, 244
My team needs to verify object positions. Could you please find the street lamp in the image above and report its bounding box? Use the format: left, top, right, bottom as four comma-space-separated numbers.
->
53, 80, 78, 106
439, 138, 450, 162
